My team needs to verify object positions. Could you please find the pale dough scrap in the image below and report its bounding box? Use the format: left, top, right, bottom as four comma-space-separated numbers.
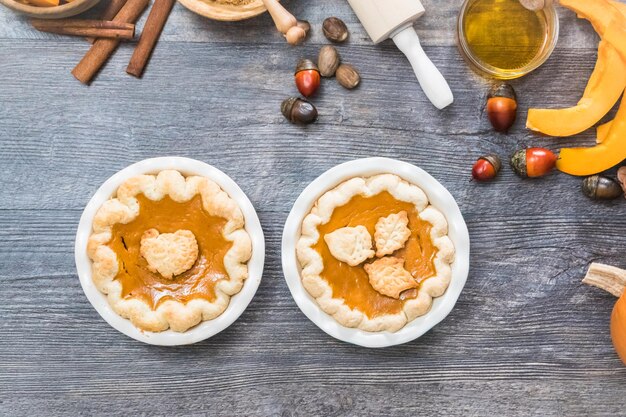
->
364, 256, 417, 299
140, 229, 199, 279
374, 211, 411, 257
324, 225, 375, 266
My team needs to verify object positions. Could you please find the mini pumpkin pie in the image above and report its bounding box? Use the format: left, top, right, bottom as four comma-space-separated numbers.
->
296, 174, 455, 332
87, 170, 252, 333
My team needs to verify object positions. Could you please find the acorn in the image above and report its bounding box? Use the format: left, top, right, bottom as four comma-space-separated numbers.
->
322, 17, 349, 43
486, 84, 517, 133
295, 59, 321, 97
318, 45, 341, 77
511, 147, 557, 178
618, 166, 626, 198
582, 175, 623, 200
472, 155, 501, 182
281, 97, 318, 124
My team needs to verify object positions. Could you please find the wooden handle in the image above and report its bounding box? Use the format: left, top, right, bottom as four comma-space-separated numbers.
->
262, 0, 297, 35
518, 0, 552, 11
285, 26, 306, 45
583, 263, 626, 298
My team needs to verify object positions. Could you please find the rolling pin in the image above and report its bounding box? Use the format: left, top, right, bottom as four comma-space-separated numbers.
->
263, 0, 308, 45
346, 0, 453, 109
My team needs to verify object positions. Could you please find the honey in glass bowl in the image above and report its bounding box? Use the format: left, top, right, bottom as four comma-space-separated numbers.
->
457, 0, 559, 79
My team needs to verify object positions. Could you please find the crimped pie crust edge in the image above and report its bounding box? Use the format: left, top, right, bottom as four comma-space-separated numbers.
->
296, 174, 455, 333
87, 170, 252, 333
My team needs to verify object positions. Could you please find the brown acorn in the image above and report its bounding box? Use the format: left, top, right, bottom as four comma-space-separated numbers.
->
281, 97, 318, 124
582, 175, 623, 200
618, 167, 626, 198
487, 84, 517, 133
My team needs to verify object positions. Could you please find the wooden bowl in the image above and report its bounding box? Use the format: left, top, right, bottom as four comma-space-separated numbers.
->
177, 0, 266, 21
0, 0, 100, 18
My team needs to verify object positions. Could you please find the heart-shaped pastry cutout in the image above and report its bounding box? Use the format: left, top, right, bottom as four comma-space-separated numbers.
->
140, 229, 199, 279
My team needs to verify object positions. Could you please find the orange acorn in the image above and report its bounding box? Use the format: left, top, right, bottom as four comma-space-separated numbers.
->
487, 84, 517, 133
472, 155, 501, 182
511, 147, 557, 178
295, 59, 321, 97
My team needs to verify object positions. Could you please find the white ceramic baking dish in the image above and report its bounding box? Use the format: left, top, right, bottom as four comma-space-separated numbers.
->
282, 157, 470, 348
75, 157, 265, 346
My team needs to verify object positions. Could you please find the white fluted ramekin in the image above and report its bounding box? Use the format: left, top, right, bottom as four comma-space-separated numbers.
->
282, 158, 470, 348
75, 157, 265, 346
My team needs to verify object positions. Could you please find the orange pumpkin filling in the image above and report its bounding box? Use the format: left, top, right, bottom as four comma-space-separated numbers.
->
108, 194, 232, 309
313, 192, 438, 318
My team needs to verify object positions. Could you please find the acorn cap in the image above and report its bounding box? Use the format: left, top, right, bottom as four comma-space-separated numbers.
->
488, 83, 517, 101
281, 97, 298, 119
480, 155, 502, 173
295, 58, 319, 75
510, 149, 527, 177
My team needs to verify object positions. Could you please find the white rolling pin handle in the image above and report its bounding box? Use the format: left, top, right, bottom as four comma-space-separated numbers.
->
391, 26, 454, 109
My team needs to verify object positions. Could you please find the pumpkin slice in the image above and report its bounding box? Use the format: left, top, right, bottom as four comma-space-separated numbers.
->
557, 23, 626, 176
526, 40, 626, 137
611, 0, 626, 17
557, 94, 626, 176
595, 1, 626, 144
560, 0, 623, 36
596, 120, 612, 142
558, 22, 626, 175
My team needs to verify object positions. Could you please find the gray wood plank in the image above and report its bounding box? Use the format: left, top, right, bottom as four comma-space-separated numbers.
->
0, 0, 625, 416
0, 1, 604, 48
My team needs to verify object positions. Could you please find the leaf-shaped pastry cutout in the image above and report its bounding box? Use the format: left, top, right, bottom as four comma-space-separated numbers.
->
374, 211, 411, 257
364, 256, 417, 299
324, 225, 375, 266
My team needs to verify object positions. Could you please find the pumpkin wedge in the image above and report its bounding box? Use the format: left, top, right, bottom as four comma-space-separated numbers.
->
526, 40, 626, 137
596, 120, 612, 143
558, 94, 626, 176
611, 0, 626, 17
596, 0, 626, 143
560, 0, 623, 36
595, 1, 626, 144
557, 23, 626, 176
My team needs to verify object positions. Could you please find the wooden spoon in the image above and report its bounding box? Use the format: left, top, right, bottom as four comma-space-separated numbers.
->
262, 0, 307, 45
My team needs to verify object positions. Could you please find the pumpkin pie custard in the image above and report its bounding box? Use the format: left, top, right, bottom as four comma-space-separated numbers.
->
296, 174, 455, 332
87, 170, 252, 333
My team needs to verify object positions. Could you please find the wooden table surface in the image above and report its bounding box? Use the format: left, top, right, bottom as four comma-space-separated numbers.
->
1, 0, 625, 415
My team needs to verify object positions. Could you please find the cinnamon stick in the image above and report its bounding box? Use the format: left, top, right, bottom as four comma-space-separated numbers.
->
31, 19, 135, 40
126, 0, 175, 78
72, 0, 148, 85
87, 0, 129, 43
